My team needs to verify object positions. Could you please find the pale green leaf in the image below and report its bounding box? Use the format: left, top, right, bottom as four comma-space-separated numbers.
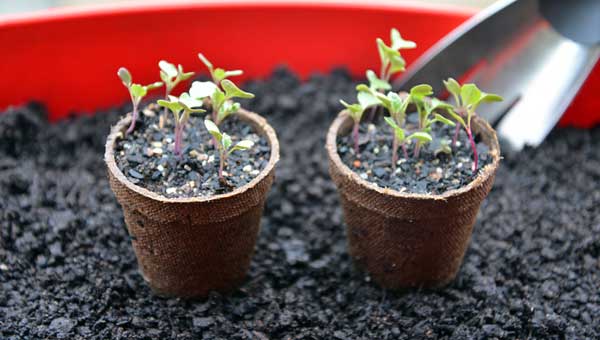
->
407, 131, 433, 143
443, 78, 461, 100
460, 84, 482, 107
229, 140, 254, 154
130, 84, 146, 98
159, 60, 178, 78
410, 84, 433, 98
388, 54, 407, 74
204, 119, 222, 142
198, 53, 213, 71
180, 71, 195, 81
157, 99, 183, 114
433, 113, 456, 126
213, 68, 226, 82
221, 79, 254, 99
390, 28, 416, 50
384, 116, 405, 141
221, 133, 232, 150
366, 70, 391, 90
357, 91, 380, 109
117, 67, 132, 87
190, 81, 217, 99
146, 81, 163, 90
224, 70, 243, 78
178, 92, 204, 111
446, 108, 466, 127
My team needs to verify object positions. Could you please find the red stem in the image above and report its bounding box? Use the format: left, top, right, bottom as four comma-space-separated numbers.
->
352, 121, 360, 156
413, 142, 421, 158
218, 151, 225, 180
402, 143, 408, 160
126, 102, 139, 134
466, 127, 478, 172
452, 124, 460, 148
391, 135, 398, 170
174, 123, 183, 156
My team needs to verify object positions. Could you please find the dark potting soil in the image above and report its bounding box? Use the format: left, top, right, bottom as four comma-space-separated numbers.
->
337, 120, 492, 194
114, 104, 270, 198
1, 68, 599, 339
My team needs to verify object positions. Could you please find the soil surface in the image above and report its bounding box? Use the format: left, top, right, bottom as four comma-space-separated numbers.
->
1, 68, 599, 339
114, 104, 270, 198
337, 120, 492, 194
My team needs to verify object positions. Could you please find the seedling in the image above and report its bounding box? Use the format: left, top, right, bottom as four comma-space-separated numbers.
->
117, 67, 163, 134
157, 93, 205, 156
365, 29, 415, 120
443, 78, 503, 171
159, 60, 195, 116
191, 79, 254, 125
198, 53, 243, 87
204, 119, 254, 181
340, 90, 379, 156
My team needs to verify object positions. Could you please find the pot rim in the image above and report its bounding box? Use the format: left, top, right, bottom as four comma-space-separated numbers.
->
105, 107, 279, 203
326, 111, 501, 201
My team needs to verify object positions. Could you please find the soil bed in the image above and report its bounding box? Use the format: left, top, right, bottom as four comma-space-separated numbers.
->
1, 68, 599, 339
114, 105, 270, 198
337, 120, 491, 194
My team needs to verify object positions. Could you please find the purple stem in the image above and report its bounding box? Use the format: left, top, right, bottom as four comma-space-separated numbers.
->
126, 102, 139, 134
413, 142, 421, 158
402, 143, 409, 160
466, 127, 478, 172
451, 124, 460, 148
352, 121, 360, 156
391, 135, 398, 170
174, 124, 183, 156
218, 152, 226, 180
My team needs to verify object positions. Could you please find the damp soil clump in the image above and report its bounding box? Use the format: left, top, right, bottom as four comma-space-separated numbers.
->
1, 68, 599, 339
113, 105, 270, 198
337, 118, 492, 194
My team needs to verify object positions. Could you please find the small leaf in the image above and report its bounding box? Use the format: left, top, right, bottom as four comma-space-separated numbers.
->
433, 113, 456, 126
339, 100, 364, 122
384, 117, 405, 141
157, 99, 183, 114
390, 29, 416, 50
443, 78, 461, 99
446, 108, 466, 127
357, 91, 379, 109
146, 81, 163, 90
204, 119, 222, 142
407, 131, 433, 143
410, 84, 433, 98
387, 92, 404, 114
221, 79, 254, 99
224, 70, 243, 78
460, 84, 482, 107
198, 53, 213, 70
375, 92, 392, 110
366, 70, 391, 90
159, 60, 178, 78
221, 133, 232, 150
178, 92, 204, 110
213, 68, 226, 82
212, 88, 226, 110
130, 84, 147, 98
356, 84, 371, 92
388, 54, 407, 74
229, 140, 254, 154
160, 70, 169, 83
180, 71, 195, 81
190, 81, 218, 99
479, 92, 503, 104
117, 67, 132, 87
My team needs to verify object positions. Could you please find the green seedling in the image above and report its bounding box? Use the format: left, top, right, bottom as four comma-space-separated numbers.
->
159, 60, 195, 117
443, 78, 503, 172
340, 89, 379, 156
204, 119, 254, 181
191, 79, 254, 125
117, 67, 163, 134
198, 53, 243, 87
408, 84, 437, 158
157, 93, 205, 156
366, 28, 415, 121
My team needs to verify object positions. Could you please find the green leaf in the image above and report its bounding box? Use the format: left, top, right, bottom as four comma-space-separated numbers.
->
366, 70, 391, 90
388, 54, 407, 74
340, 100, 364, 122
160, 70, 169, 84
198, 53, 213, 71
357, 91, 380, 109
460, 84, 482, 107
221, 79, 254, 99
224, 70, 243, 78
390, 28, 416, 50
180, 70, 195, 81
433, 113, 456, 126
221, 133, 232, 151
117, 67, 132, 87
387, 92, 404, 114
217, 101, 240, 123
410, 84, 433, 99
212, 88, 226, 111
204, 119, 222, 143
146, 81, 163, 90
446, 108, 466, 127
375, 92, 392, 110
443, 78, 461, 100
157, 98, 183, 114
229, 140, 254, 154
213, 68, 226, 83
480, 92, 503, 104
407, 131, 433, 143
130, 84, 147, 98
159, 60, 178, 78
178, 92, 204, 111
384, 116, 405, 141
190, 81, 217, 99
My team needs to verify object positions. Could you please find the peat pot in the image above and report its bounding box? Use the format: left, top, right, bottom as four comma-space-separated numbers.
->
326, 112, 500, 289
105, 109, 279, 298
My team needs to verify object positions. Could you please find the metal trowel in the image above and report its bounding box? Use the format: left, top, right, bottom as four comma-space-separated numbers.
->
395, 0, 600, 151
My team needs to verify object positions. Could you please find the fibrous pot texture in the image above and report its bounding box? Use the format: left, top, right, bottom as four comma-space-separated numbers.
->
105, 108, 279, 298
327, 112, 500, 289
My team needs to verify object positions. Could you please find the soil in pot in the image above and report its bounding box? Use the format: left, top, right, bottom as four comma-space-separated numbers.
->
337, 118, 492, 194
114, 104, 271, 198
1, 68, 599, 339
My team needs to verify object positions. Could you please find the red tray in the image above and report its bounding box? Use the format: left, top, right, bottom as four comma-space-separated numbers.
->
0, 1, 597, 127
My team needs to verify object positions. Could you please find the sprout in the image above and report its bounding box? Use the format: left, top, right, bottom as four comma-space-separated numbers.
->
408, 84, 436, 158
443, 78, 503, 172
198, 53, 243, 87
340, 89, 379, 156
118, 67, 163, 134
159, 60, 195, 117
190, 79, 254, 125
204, 119, 254, 181
157, 93, 205, 156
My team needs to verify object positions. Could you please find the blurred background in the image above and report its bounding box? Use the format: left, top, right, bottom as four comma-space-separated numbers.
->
0, 0, 497, 15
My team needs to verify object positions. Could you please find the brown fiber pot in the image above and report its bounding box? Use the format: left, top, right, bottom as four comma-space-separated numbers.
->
326, 112, 500, 289
105, 109, 279, 298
